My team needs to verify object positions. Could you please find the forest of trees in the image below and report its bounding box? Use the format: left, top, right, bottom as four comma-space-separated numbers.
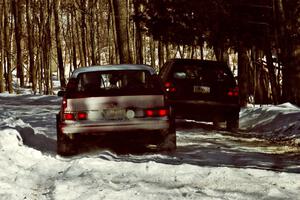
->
0, 0, 299, 107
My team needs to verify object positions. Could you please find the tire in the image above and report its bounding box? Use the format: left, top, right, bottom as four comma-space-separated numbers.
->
56, 114, 76, 156
226, 112, 239, 132
157, 127, 176, 153
213, 119, 221, 130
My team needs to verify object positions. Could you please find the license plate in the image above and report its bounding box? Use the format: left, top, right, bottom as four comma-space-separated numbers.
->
103, 108, 126, 120
193, 86, 210, 93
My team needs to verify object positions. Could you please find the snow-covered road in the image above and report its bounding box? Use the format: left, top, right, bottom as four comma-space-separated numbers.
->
1, 94, 300, 199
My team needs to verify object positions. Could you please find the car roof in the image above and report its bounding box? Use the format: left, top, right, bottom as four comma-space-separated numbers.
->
70, 64, 156, 78
167, 59, 228, 66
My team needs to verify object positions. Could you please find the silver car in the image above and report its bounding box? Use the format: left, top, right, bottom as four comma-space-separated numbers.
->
56, 64, 176, 155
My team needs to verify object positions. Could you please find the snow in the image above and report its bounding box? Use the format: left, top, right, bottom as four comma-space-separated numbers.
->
1, 93, 300, 200
240, 103, 300, 145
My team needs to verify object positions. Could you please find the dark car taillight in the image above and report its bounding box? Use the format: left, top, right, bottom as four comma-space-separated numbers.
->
164, 82, 176, 93
228, 87, 239, 97
145, 108, 168, 117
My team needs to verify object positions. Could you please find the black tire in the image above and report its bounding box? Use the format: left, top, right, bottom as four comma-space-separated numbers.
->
213, 120, 221, 130
56, 114, 76, 156
157, 127, 176, 153
226, 112, 239, 132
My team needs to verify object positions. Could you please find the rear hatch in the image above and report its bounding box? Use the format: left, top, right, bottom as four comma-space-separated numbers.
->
64, 95, 165, 122
62, 69, 167, 122
165, 60, 238, 103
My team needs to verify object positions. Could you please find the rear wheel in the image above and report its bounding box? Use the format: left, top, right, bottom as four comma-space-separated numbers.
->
56, 114, 76, 156
157, 125, 176, 153
226, 112, 239, 132
213, 120, 221, 130
57, 132, 76, 156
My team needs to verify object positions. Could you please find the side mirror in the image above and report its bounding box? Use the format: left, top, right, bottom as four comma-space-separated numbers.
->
173, 72, 187, 79
57, 90, 65, 97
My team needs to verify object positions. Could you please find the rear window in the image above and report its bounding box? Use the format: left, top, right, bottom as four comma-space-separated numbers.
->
171, 62, 235, 84
66, 70, 163, 97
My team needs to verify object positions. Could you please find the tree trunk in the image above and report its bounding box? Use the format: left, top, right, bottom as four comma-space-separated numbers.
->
214, 46, 223, 62
238, 42, 249, 107
165, 42, 171, 60
12, 0, 24, 87
111, 0, 132, 64
266, 49, 279, 104
26, 0, 36, 93
133, 2, 143, 64
88, 0, 96, 65
80, 0, 87, 66
275, 0, 292, 103
150, 36, 155, 68
108, 0, 117, 64
200, 43, 204, 60
291, 45, 300, 106
41, 0, 52, 94
158, 40, 164, 68
3, 0, 13, 93
53, 0, 66, 89
0, 3, 4, 93
71, 11, 78, 70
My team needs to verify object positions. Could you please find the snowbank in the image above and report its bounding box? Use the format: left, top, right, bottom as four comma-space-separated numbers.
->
240, 103, 300, 146
1, 129, 300, 200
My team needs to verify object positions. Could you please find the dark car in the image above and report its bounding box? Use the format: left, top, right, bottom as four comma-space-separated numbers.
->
56, 64, 176, 155
159, 59, 240, 131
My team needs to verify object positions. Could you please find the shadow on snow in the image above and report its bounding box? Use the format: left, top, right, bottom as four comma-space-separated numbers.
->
15, 121, 300, 174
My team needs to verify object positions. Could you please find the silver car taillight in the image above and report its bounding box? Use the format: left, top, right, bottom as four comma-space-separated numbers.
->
63, 112, 88, 121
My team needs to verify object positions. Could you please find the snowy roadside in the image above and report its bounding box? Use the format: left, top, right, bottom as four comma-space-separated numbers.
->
1, 128, 300, 200
240, 103, 300, 146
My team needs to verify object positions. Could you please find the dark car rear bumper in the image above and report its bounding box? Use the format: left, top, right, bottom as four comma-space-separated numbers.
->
168, 99, 240, 121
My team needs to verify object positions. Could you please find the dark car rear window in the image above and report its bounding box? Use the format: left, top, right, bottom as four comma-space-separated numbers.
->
66, 70, 163, 97
170, 61, 236, 85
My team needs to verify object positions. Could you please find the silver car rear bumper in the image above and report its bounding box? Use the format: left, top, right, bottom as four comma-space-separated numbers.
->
60, 119, 170, 136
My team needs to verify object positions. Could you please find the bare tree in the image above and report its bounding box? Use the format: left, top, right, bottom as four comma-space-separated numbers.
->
111, 0, 132, 64
238, 42, 249, 107
0, 0, 4, 93
133, 0, 143, 64
3, 0, 13, 93
12, 0, 24, 87
25, 0, 36, 93
80, 0, 87, 66
54, 0, 66, 88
